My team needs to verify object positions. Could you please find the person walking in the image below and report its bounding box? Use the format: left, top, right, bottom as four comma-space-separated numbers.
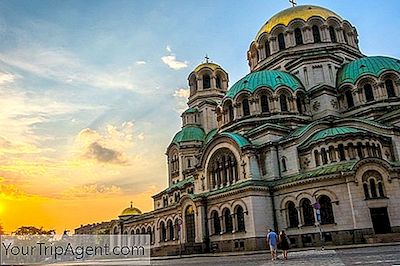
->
279, 230, 290, 260
266, 229, 278, 261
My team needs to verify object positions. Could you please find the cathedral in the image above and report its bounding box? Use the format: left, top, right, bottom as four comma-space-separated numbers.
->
75, 4, 400, 256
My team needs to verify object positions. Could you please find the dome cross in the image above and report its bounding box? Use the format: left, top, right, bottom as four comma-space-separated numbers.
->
289, 0, 297, 7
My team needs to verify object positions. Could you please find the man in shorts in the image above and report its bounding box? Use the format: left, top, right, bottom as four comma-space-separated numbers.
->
267, 229, 278, 260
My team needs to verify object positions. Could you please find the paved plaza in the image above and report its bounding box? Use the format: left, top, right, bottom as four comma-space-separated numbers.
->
151, 245, 400, 266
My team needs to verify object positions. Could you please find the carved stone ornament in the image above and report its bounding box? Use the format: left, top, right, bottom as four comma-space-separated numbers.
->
312, 101, 320, 111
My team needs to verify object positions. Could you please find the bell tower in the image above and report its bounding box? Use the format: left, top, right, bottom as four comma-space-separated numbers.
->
186, 58, 229, 133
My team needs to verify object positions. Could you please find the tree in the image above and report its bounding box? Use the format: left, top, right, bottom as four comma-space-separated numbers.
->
13, 226, 55, 235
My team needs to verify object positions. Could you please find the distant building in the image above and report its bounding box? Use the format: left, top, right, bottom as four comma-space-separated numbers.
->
75, 4, 400, 256
75, 221, 113, 235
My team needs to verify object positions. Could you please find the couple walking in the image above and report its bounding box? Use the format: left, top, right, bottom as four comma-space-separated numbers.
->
266, 229, 290, 261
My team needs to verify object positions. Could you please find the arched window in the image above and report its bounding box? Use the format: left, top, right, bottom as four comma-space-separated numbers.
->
261, 95, 269, 113
287, 201, 299, 228
348, 143, 356, 159
314, 150, 320, 166
312, 25, 321, 43
185, 206, 195, 243
203, 74, 211, 89
319, 195, 335, 225
242, 98, 250, 116
328, 146, 336, 162
357, 142, 364, 158
362, 170, 385, 199
321, 148, 328, 164
228, 104, 234, 122
147, 227, 152, 243
136, 228, 140, 234
338, 144, 346, 161
280, 94, 288, 112
301, 199, 315, 226
363, 183, 370, 199
296, 94, 305, 114
278, 33, 286, 51
265, 40, 271, 57
329, 26, 337, 43
236, 206, 246, 232
208, 148, 238, 189
223, 208, 233, 233
216, 75, 222, 89
281, 157, 287, 172
167, 220, 174, 240
370, 179, 377, 198
160, 221, 166, 241
212, 211, 221, 235
343, 31, 349, 44
294, 28, 303, 45
385, 79, 396, 98
364, 84, 374, 102
345, 90, 354, 108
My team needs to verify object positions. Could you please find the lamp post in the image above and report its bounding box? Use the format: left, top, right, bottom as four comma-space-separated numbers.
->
313, 201, 324, 250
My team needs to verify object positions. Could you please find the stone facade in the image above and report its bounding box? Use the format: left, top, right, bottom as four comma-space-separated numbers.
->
75, 4, 400, 256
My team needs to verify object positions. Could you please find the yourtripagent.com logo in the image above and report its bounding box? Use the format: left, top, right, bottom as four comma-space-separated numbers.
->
0, 235, 150, 265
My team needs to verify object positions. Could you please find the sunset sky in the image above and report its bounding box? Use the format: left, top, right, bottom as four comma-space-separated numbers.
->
0, 0, 399, 234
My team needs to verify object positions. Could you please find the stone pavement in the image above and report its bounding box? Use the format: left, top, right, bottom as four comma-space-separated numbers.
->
151, 245, 400, 266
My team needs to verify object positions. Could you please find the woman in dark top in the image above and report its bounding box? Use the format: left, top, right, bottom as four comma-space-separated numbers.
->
279, 230, 290, 260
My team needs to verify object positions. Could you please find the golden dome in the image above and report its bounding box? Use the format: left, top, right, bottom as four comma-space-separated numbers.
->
120, 203, 142, 217
256, 5, 342, 39
194, 62, 222, 72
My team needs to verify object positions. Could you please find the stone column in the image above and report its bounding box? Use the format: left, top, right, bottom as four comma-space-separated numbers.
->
296, 207, 303, 227
320, 25, 329, 42
269, 36, 278, 54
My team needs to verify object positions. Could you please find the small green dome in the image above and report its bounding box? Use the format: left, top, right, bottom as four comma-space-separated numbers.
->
337, 56, 400, 86
225, 70, 303, 99
172, 126, 205, 145
183, 107, 198, 114
301, 127, 364, 147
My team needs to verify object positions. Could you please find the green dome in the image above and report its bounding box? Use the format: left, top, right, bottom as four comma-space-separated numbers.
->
172, 126, 205, 145
337, 56, 400, 86
225, 70, 303, 99
301, 127, 364, 147
183, 107, 198, 114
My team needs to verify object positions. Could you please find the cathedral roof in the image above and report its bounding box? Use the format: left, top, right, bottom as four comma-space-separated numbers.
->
172, 126, 205, 145
256, 5, 341, 39
193, 62, 222, 73
120, 204, 142, 217
337, 56, 400, 86
183, 107, 198, 114
300, 126, 364, 148
225, 70, 303, 99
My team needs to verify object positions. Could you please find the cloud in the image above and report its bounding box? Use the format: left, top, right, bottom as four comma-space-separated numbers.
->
75, 122, 136, 165
0, 47, 138, 91
161, 46, 188, 70
161, 55, 188, 70
85, 142, 126, 164
0, 72, 16, 84
135, 61, 146, 65
173, 88, 190, 99
173, 88, 190, 113
61, 184, 122, 199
